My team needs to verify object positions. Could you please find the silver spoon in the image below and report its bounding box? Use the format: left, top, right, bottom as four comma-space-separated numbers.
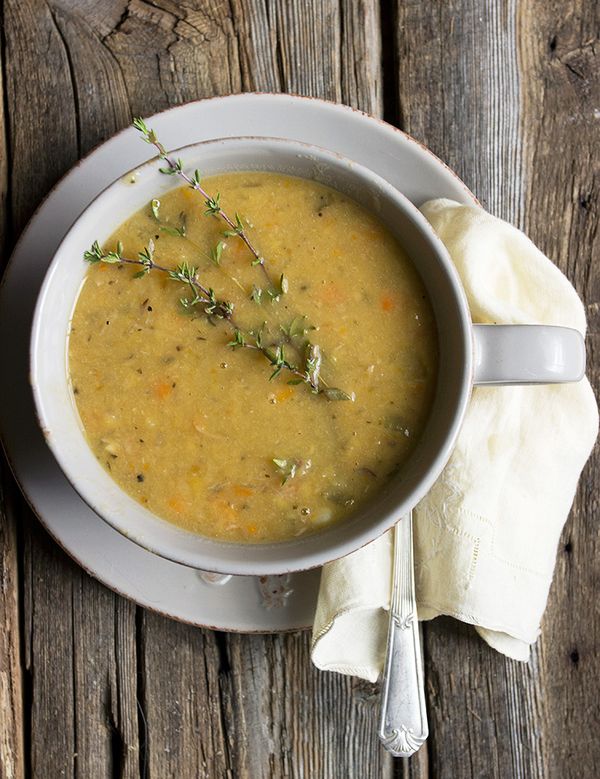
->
378, 511, 428, 756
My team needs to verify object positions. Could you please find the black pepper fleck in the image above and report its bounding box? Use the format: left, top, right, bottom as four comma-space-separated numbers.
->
136, 474, 145, 482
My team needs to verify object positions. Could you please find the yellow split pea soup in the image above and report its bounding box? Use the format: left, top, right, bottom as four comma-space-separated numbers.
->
69, 173, 438, 543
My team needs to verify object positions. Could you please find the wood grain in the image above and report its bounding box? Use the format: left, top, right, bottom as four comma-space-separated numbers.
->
395, 1, 599, 777
3, 1, 140, 777
519, 1, 600, 775
395, 3, 547, 775
0, 467, 24, 779
0, 0, 598, 777
0, 17, 24, 779
1, 1, 391, 777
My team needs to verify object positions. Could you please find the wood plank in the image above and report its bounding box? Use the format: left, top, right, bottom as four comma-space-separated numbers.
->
20, 506, 139, 779
22, 518, 76, 778
519, 1, 600, 776
0, 17, 25, 777
4, 2, 79, 775
339, 0, 382, 115
72, 577, 139, 779
396, 0, 600, 776
0, 464, 24, 779
137, 612, 230, 779
140, 616, 398, 779
396, 0, 524, 224
3, 0, 78, 234
101, 0, 243, 116
3, 2, 141, 777
224, 632, 394, 779
395, 1, 548, 777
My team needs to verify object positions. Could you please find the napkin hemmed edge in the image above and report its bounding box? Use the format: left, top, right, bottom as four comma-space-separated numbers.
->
418, 600, 536, 661
312, 601, 385, 645
311, 600, 534, 684
314, 599, 539, 650
312, 602, 387, 683
310, 662, 381, 682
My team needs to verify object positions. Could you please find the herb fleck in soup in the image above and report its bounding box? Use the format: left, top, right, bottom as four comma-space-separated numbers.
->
69, 172, 438, 542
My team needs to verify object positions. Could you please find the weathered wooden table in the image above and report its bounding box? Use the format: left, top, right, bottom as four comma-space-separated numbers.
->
1, 2, 598, 777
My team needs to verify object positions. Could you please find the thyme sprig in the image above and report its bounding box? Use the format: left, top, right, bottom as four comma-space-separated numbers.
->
149, 199, 246, 294
133, 117, 275, 290
84, 241, 353, 401
84, 241, 233, 320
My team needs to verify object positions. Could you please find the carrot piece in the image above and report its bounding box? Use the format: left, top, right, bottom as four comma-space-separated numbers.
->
211, 497, 237, 520
276, 386, 294, 403
319, 282, 345, 305
247, 525, 257, 535
155, 381, 172, 400
381, 294, 395, 312
167, 496, 185, 513
233, 485, 254, 497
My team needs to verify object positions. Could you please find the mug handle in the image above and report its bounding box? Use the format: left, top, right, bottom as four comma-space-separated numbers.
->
472, 324, 586, 385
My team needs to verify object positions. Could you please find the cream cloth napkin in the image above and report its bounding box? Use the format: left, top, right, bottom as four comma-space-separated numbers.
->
311, 199, 598, 681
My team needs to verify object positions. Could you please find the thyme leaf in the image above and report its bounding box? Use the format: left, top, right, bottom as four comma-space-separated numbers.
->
305, 344, 322, 393
223, 213, 244, 237
323, 387, 354, 401
209, 241, 225, 267
272, 458, 298, 485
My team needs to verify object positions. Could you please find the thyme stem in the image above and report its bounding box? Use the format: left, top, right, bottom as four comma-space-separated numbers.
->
83, 241, 353, 401
133, 118, 273, 287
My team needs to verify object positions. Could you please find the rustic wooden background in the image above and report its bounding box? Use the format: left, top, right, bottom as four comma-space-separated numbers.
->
0, 1, 598, 777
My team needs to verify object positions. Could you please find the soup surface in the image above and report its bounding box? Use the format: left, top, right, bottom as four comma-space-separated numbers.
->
69, 172, 438, 542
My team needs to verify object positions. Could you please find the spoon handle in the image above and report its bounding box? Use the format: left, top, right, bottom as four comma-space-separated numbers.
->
378, 512, 428, 756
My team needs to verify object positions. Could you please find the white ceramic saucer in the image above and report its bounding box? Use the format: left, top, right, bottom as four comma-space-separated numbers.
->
0, 94, 475, 631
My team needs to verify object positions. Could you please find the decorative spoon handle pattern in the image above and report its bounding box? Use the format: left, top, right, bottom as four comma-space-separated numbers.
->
378, 512, 428, 756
